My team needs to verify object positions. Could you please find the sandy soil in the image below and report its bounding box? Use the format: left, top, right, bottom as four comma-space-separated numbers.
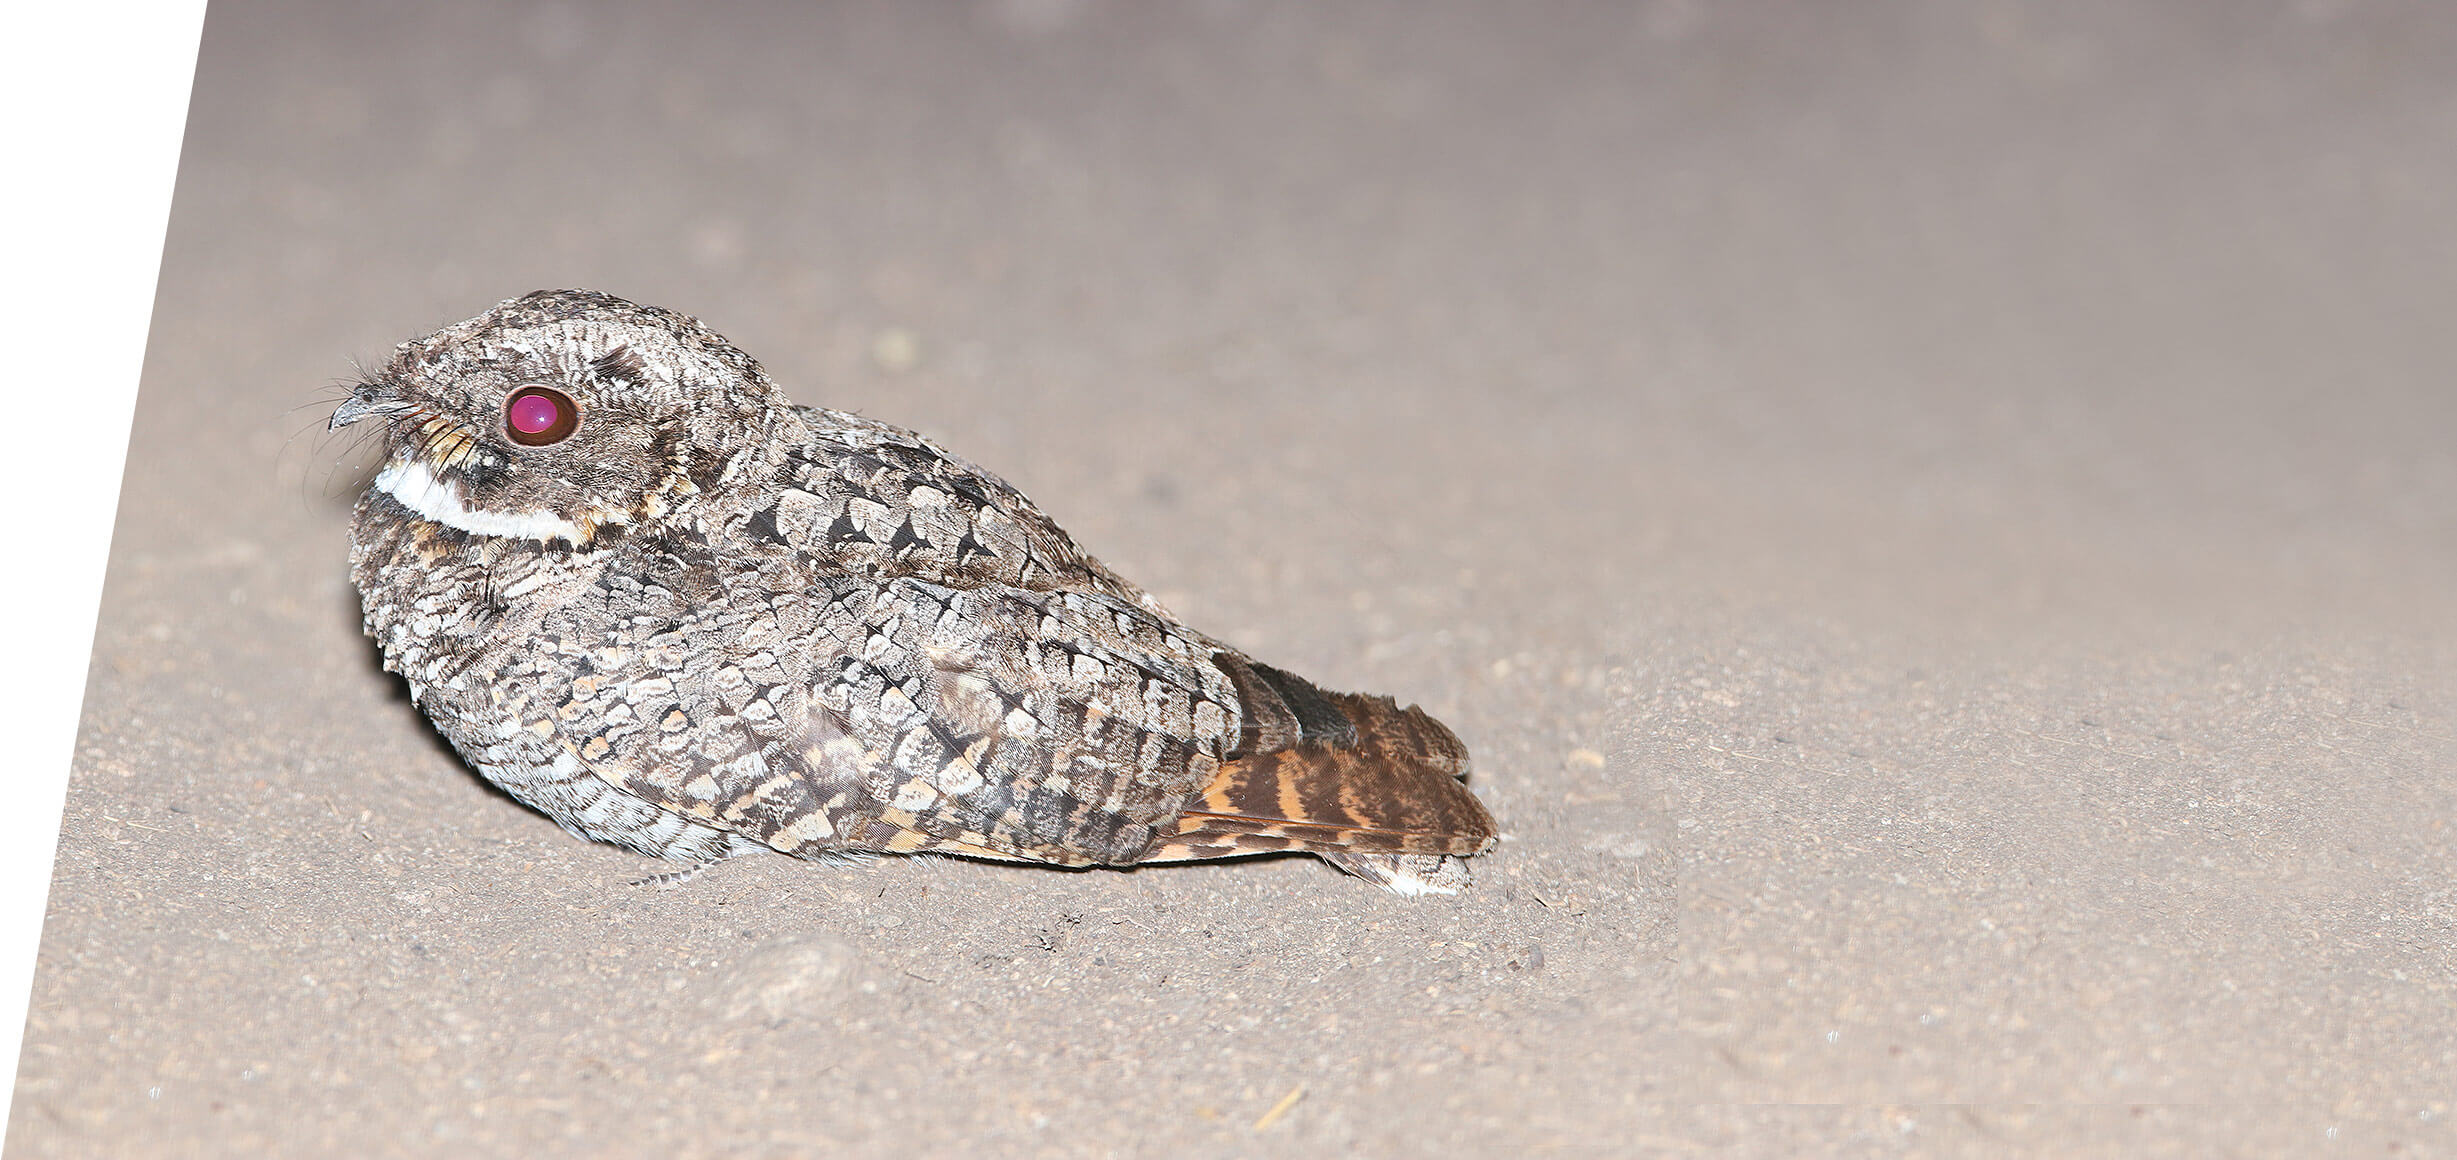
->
12, 2, 2455, 1156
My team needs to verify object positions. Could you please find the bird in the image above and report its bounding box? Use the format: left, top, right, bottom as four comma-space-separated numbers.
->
331, 290, 1497, 894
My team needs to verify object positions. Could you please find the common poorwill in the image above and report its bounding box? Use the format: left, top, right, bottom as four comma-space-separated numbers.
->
334, 290, 1497, 893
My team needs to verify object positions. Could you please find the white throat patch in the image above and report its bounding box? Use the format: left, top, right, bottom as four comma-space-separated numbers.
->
375, 458, 586, 543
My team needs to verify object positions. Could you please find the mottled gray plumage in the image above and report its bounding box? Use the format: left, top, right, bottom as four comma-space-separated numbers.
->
334, 290, 1496, 893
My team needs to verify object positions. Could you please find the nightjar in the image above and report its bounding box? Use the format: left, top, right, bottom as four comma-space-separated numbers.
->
333, 290, 1497, 893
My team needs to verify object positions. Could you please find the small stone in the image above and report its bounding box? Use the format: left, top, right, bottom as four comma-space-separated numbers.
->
709, 934, 860, 1023
871, 327, 921, 373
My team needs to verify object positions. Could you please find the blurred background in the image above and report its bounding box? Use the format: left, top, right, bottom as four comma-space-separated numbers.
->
16, 2, 2456, 1155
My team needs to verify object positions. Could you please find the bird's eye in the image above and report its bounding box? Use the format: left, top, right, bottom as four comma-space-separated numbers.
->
504, 386, 579, 446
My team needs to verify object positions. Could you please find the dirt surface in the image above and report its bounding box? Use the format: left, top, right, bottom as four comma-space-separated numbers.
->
13, 2, 2456, 1156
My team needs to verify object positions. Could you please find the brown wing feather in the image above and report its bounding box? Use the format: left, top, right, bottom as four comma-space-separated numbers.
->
1142, 655, 1497, 862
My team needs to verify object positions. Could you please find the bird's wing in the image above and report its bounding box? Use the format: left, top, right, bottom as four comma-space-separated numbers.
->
730, 407, 1164, 610
555, 543, 1239, 865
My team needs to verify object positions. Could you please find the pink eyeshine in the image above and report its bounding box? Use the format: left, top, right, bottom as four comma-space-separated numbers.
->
508, 392, 563, 435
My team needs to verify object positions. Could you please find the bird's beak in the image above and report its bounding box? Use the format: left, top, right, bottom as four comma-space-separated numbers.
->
330, 383, 413, 432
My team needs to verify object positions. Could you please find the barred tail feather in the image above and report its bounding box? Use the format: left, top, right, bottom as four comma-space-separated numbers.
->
1143, 655, 1498, 877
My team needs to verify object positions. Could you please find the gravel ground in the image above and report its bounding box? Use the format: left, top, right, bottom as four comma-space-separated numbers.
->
12, 2, 2455, 1156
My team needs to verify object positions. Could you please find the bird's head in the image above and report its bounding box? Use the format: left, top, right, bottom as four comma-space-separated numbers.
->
332, 289, 780, 548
